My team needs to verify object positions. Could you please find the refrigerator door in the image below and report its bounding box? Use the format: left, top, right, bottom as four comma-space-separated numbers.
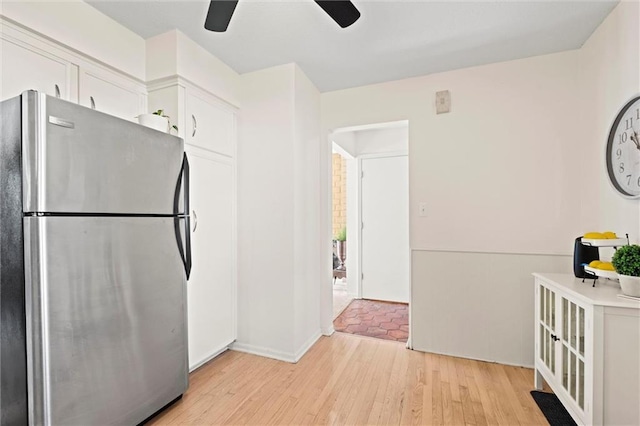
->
21, 91, 185, 215
23, 216, 189, 425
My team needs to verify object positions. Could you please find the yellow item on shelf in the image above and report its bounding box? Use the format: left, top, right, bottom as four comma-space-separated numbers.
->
583, 232, 605, 239
589, 260, 602, 268
603, 231, 618, 239
597, 262, 615, 271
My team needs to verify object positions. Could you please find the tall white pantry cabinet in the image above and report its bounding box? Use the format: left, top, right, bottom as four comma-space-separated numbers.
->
148, 79, 237, 370
533, 273, 640, 426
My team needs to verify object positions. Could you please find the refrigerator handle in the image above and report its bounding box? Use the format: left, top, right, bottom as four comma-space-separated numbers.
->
183, 154, 192, 279
173, 154, 192, 280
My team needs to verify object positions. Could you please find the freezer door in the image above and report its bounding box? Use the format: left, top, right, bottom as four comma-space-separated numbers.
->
23, 216, 188, 425
21, 91, 185, 214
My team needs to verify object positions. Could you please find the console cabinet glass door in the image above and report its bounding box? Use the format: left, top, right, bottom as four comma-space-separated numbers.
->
561, 297, 587, 412
538, 285, 557, 375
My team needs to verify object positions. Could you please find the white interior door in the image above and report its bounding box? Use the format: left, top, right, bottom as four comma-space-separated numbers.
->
361, 155, 409, 303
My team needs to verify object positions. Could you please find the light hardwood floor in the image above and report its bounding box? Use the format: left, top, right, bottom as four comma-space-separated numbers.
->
150, 333, 549, 425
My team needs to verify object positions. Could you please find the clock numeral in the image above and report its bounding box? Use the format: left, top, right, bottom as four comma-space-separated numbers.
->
617, 148, 623, 159
627, 175, 632, 185
625, 117, 634, 130
619, 163, 625, 173
637, 176, 640, 187
637, 108, 640, 120
619, 132, 628, 144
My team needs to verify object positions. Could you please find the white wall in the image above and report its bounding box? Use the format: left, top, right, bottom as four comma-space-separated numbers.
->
578, 0, 640, 262
324, 50, 583, 256
293, 65, 322, 354
236, 64, 296, 360
1, 0, 145, 80
146, 30, 241, 107
413, 251, 572, 366
331, 132, 356, 157
321, 2, 639, 366
355, 126, 408, 155
235, 63, 322, 361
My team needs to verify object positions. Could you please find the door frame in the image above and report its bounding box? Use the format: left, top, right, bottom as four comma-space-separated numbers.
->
325, 120, 411, 346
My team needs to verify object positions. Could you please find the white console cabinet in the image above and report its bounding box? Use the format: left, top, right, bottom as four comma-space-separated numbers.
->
534, 273, 640, 425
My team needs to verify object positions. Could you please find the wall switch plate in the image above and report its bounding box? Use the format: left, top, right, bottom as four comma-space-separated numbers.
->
436, 90, 450, 114
419, 202, 427, 217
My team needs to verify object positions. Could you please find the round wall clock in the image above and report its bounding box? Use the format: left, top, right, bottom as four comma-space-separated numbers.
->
606, 95, 640, 198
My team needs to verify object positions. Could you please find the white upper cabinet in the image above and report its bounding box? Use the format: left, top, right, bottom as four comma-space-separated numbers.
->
79, 67, 145, 122
0, 36, 76, 101
186, 91, 235, 157
1, 18, 146, 119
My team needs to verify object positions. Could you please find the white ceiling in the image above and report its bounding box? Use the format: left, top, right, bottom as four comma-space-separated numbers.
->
87, 0, 618, 92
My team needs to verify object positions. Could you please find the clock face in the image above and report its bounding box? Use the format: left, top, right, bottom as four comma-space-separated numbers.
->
606, 96, 640, 198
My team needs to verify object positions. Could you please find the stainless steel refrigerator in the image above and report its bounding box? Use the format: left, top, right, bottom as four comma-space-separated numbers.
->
1, 91, 191, 425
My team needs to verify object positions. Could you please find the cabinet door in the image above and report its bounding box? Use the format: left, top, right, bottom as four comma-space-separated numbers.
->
186, 147, 235, 369
79, 68, 145, 122
0, 37, 74, 101
560, 297, 589, 414
537, 284, 558, 376
186, 92, 235, 156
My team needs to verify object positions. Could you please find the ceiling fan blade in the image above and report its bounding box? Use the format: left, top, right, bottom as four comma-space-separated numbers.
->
204, 0, 239, 32
314, 1, 360, 28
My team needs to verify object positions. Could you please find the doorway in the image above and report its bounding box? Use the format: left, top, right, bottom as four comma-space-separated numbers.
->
329, 121, 410, 343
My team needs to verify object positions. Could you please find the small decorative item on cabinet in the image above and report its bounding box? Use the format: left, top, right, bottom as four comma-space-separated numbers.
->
612, 244, 640, 297
578, 231, 629, 286
137, 110, 178, 134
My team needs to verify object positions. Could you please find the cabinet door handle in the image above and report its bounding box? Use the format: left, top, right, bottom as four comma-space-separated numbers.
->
90, 96, 96, 110
192, 210, 198, 233
192, 114, 197, 137
54, 84, 61, 98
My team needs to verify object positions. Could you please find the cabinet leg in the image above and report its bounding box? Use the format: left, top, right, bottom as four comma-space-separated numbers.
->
534, 368, 544, 390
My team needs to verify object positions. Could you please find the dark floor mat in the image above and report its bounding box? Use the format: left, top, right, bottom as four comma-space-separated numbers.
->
530, 391, 577, 426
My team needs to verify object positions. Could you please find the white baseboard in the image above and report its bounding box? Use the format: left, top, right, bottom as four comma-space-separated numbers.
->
189, 346, 229, 372
321, 326, 335, 336
230, 330, 322, 364
414, 347, 533, 369
293, 330, 322, 362
230, 341, 298, 363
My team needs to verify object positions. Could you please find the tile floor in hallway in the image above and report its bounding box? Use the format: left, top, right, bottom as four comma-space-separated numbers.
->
332, 278, 353, 319
333, 299, 409, 342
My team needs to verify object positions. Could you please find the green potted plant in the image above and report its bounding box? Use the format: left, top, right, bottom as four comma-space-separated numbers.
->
612, 244, 640, 297
335, 227, 347, 270
137, 110, 178, 134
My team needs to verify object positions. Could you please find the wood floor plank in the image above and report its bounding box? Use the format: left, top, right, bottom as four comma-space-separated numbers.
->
380, 341, 409, 425
365, 340, 399, 424
431, 366, 445, 425
421, 352, 434, 426
148, 333, 547, 425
